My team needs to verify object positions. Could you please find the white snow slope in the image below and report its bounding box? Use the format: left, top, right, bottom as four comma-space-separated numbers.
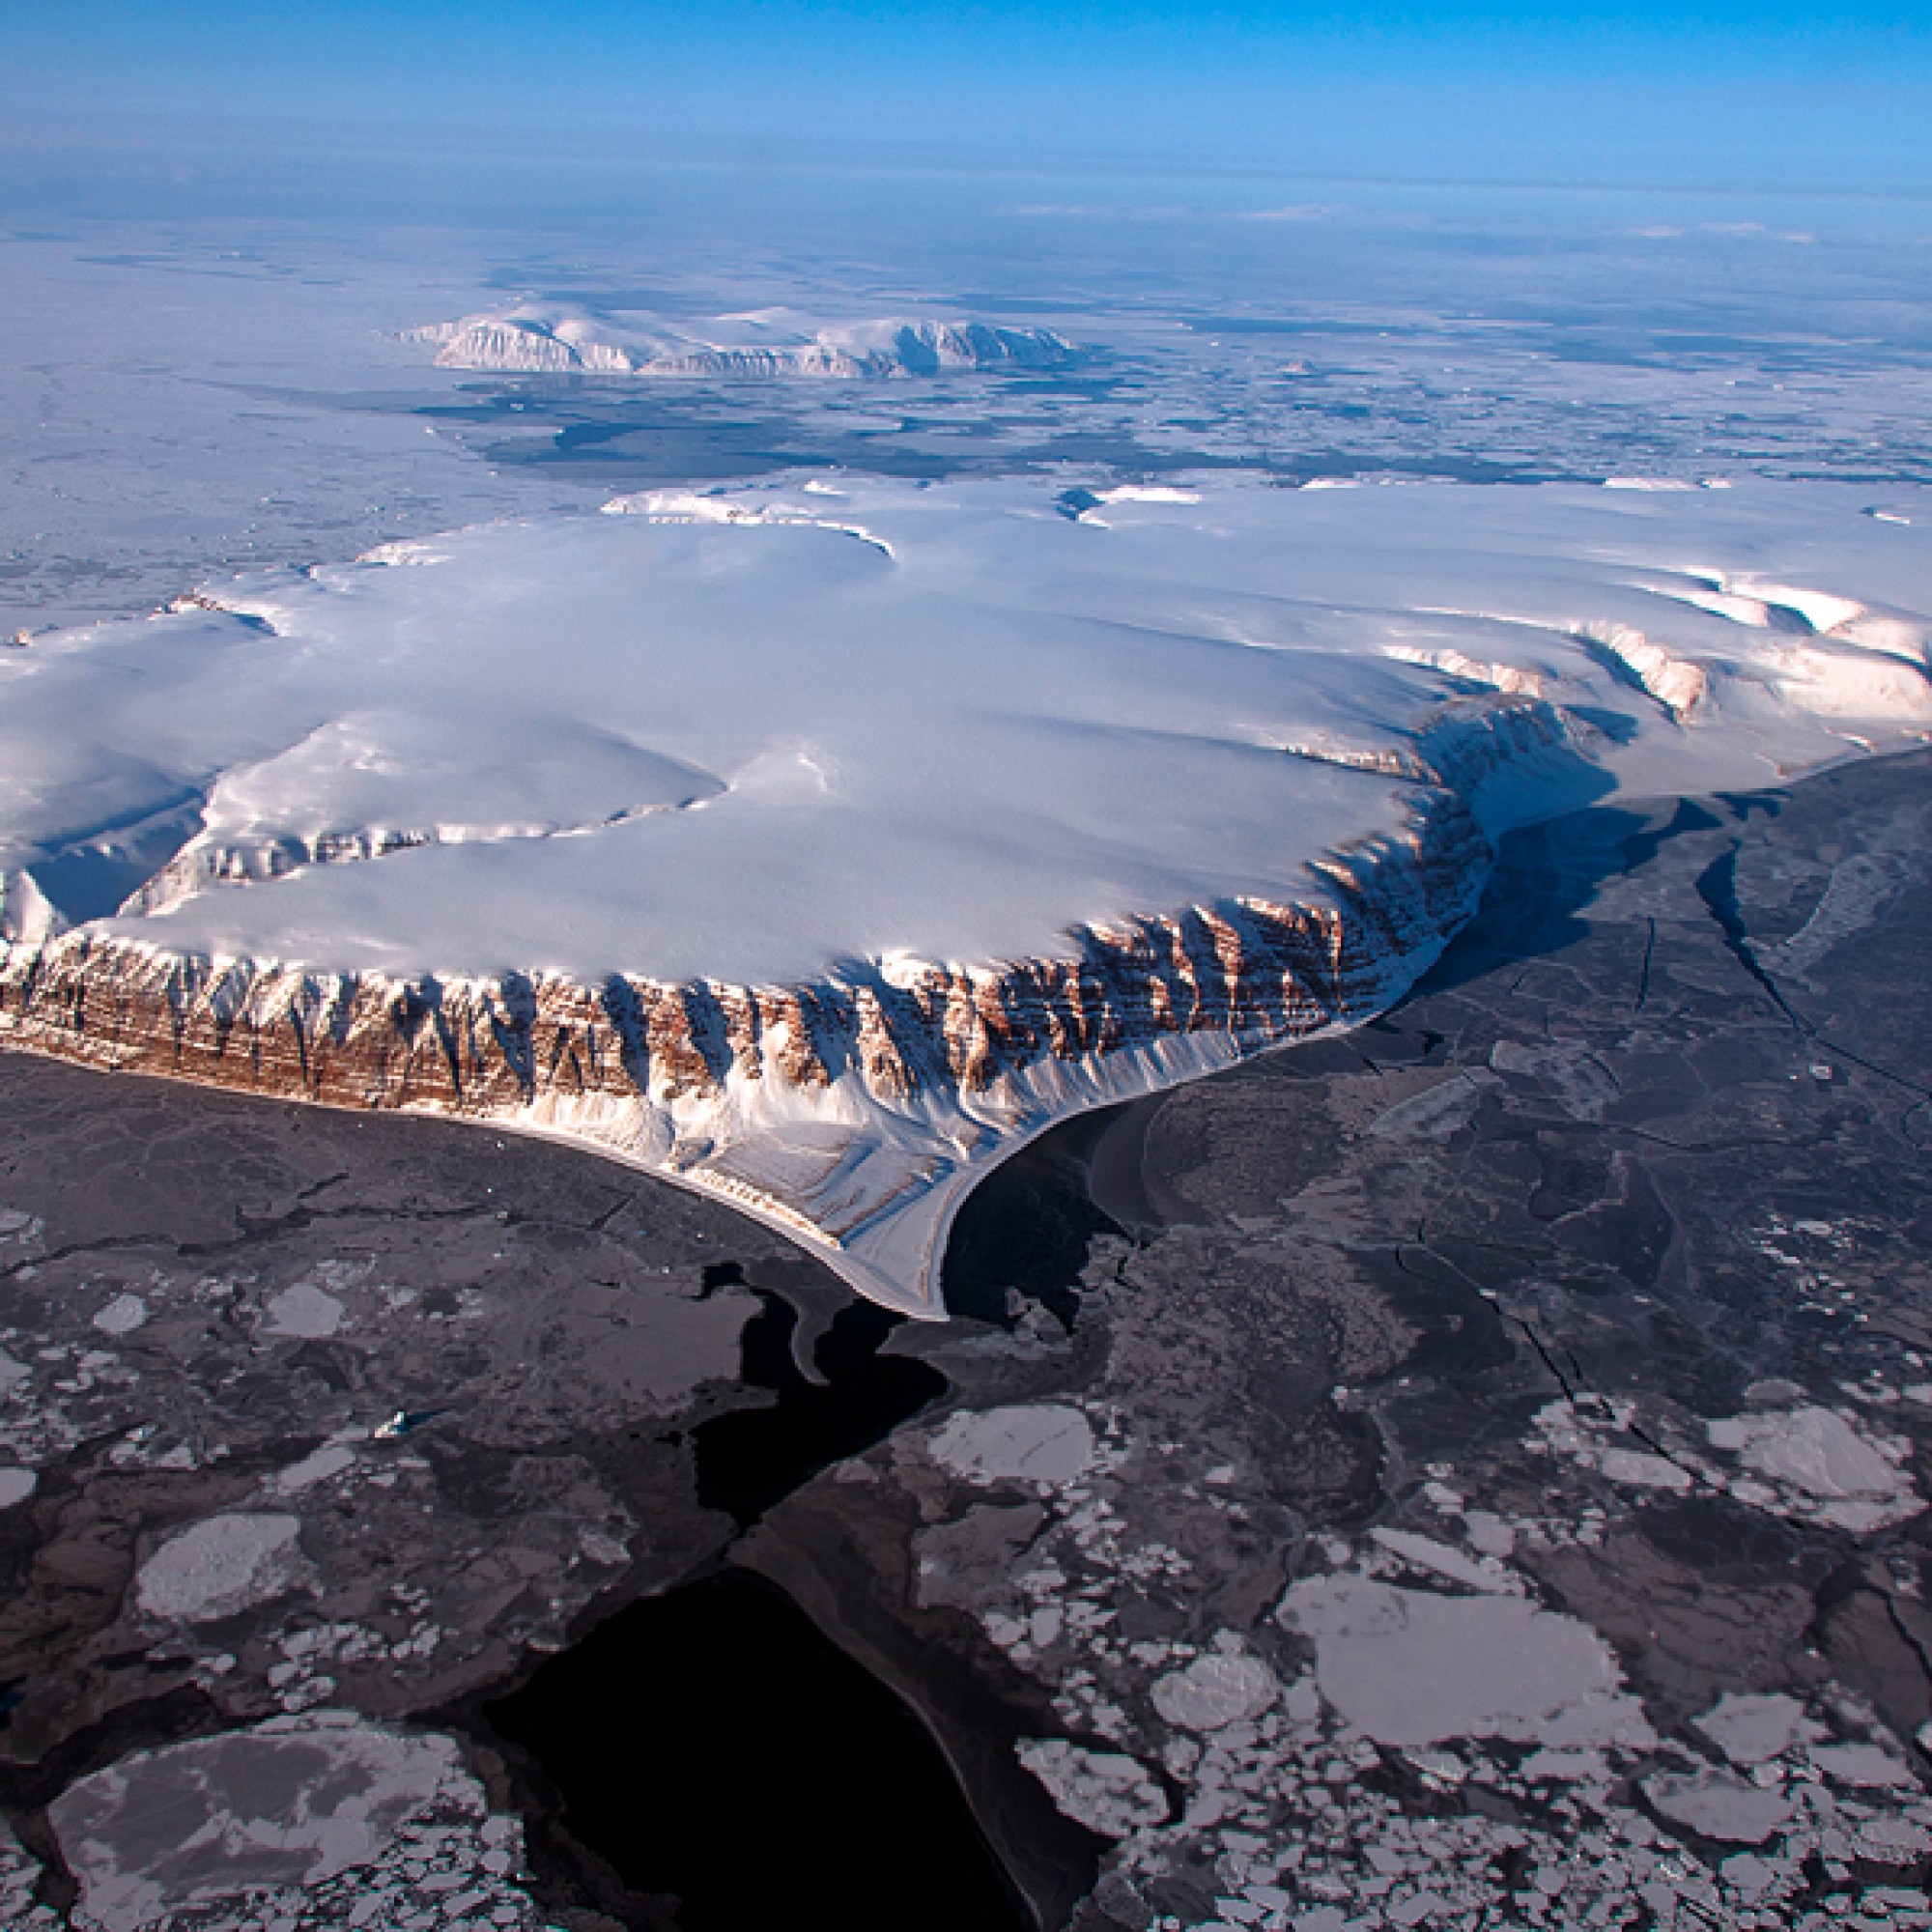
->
406, 303, 1081, 378
0, 478, 1926, 1312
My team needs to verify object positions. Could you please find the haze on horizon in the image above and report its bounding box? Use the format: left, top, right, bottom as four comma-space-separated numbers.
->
4, 0, 1927, 210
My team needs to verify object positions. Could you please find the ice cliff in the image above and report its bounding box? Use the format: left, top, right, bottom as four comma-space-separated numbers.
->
0, 479, 1926, 1312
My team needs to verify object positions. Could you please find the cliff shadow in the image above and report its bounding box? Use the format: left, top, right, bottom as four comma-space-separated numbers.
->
1404, 795, 1728, 1001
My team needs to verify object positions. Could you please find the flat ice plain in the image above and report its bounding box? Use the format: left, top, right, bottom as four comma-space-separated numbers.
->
0, 475, 1927, 1310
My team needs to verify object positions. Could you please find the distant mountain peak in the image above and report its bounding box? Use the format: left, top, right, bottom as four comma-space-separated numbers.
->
403, 302, 1083, 379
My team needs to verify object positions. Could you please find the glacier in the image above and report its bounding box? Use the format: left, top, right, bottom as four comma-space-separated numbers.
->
407, 303, 1083, 379
0, 476, 1926, 1314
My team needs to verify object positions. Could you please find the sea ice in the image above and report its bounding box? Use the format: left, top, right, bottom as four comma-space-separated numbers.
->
262, 1280, 346, 1340
1365, 1070, 1501, 1142
1151, 1650, 1282, 1731
1810, 1741, 1915, 1787
1643, 1769, 1793, 1846
1013, 1739, 1169, 1837
1694, 1691, 1822, 1765
49, 1712, 466, 1932
1596, 1448, 1692, 1491
1277, 1574, 1653, 1750
928, 1405, 1097, 1486
270, 1445, 356, 1495
135, 1512, 307, 1623
1705, 1405, 1920, 1529
91, 1293, 147, 1337
1369, 1526, 1520, 1592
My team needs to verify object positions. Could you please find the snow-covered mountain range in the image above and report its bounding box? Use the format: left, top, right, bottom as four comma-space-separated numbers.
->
406, 303, 1082, 378
0, 478, 1925, 1311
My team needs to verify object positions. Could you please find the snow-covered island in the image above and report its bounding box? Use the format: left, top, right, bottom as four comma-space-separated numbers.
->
405, 302, 1082, 378
0, 478, 1926, 1312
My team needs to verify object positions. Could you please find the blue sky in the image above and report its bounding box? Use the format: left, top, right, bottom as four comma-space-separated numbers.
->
4, 2, 1927, 193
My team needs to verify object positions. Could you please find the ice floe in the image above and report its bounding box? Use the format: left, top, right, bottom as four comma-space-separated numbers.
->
1644, 1768, 1794, 1845
90, 1293, 147, 1337
135, 1511, 308, 1623
47, 1713, 528, 1932
1014, 1739, 1170, 1838
1151, 1648, 1282, 1732
928, 1403, 1098, 1487
262, 1278, 346, 1340
1527, 1392, 1924, 1529
1277, 1574, 1654, 1750
1695, 1690, 1823, 1765
1705, 1403, 1920, 1530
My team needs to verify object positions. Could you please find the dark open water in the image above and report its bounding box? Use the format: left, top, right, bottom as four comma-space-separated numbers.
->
487, 1562, 1032, 1932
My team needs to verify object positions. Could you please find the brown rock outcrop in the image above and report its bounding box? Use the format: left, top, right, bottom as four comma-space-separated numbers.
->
0, 696, 1558, 1304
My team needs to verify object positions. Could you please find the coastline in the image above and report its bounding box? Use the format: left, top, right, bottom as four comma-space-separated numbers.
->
5, 745, 1932, 1930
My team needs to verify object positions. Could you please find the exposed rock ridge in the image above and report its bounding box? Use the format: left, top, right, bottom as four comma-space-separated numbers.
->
0, 696, 1564, 1308
125, 798, 701, 919
1579, 622, 1710, 718
128, 828, 433, 913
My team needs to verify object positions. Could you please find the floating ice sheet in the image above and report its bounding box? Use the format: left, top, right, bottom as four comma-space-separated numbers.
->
1277, 1573, 1655, 1751
135, 1512, 307, 1624
49, 1714, 470, 1932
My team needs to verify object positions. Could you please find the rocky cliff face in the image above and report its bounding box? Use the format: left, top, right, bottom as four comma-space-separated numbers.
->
5, 470, 1925, 1311
0, 700, 1539, 1312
